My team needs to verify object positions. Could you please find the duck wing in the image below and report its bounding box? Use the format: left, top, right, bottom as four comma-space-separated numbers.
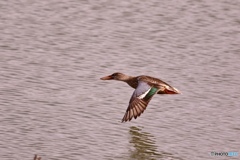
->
140, 75, 180, 94
122, 80, 159, 122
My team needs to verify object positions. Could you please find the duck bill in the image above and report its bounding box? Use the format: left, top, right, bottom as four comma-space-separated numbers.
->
100, 75, 113, 80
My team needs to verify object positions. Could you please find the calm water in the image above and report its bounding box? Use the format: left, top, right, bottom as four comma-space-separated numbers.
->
0, 0, 240, 160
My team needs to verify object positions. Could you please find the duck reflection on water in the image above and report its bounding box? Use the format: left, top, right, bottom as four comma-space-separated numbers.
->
128, 126, 182, 160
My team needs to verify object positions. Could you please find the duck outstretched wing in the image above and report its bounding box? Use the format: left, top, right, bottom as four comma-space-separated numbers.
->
122, 81, 159, 122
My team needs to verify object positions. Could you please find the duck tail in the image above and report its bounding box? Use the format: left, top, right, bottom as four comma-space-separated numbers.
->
164, 86, 180, 94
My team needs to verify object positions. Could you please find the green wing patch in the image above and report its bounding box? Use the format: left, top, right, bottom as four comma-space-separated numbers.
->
144, 87, 158, 100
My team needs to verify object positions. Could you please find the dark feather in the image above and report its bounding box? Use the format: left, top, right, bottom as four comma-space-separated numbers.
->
122, 81, 159, 122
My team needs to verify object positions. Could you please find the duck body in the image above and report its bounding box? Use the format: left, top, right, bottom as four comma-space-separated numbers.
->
100, 72, 180, 122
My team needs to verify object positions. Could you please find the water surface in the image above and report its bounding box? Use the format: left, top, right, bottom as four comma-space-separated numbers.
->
0, 0, 239, 160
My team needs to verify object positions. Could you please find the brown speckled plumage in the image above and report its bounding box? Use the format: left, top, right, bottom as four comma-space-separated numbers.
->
100, 72, 180, 122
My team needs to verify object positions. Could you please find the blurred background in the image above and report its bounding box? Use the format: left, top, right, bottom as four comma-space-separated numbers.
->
0, 0, 239, 160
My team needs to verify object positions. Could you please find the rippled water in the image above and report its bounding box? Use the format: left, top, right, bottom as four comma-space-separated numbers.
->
0, 0, 240, 160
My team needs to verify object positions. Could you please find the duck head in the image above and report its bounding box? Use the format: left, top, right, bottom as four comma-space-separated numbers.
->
100, 72, 130, 81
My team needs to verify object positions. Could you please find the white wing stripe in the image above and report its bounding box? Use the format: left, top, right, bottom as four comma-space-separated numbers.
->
138, 88, 151, 99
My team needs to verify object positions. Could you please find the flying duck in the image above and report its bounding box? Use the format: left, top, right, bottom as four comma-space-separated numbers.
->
100, 72, 180, 122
